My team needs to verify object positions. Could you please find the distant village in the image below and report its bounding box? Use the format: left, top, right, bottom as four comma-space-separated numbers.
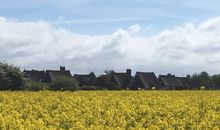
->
23, 66, 218, 90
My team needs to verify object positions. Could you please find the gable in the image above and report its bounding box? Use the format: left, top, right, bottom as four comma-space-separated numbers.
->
130, 72, 159, 89
109, 72, 131, 89
130, 75, 146, 89
138, 73, 159, 88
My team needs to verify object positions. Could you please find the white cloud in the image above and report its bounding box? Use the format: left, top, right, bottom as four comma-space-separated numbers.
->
1, 16, 220, 75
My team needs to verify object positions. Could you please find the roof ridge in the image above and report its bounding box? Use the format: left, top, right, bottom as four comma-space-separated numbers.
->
137, 72, 154, 74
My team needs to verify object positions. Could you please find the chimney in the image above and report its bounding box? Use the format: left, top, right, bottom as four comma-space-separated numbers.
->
60, 66, 65, 71
126, 69, 131, 77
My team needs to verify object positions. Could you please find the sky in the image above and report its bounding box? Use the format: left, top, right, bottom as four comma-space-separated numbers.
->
1, 0, 220, 76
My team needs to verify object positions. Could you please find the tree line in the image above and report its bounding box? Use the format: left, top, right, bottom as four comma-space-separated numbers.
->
189, 72, 220, 89
0, 62, 220, 91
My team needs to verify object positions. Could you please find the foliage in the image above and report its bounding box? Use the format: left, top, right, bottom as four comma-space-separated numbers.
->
211, 74, 220, 89
189, 72, 214, 89
29, 82, 50, 91
51, 76, 79, 91
0, 91, 220, 129
0, 62, 28, 90
103, 70, 115, 76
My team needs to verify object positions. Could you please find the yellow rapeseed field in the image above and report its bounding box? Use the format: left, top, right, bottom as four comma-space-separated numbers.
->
0, 91, 220, 129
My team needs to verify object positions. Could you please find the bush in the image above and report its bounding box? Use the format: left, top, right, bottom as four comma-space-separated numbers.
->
0, 62, 28, 90
29, 82, 50, 91
51, 76, 79, 91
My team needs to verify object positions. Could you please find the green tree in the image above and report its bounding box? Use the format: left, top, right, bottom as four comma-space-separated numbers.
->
0, 62, 28, 90
51, 76, 79, 91
211, 74, 220, 89
29, 81, 50, 91
189, 71, 213, 89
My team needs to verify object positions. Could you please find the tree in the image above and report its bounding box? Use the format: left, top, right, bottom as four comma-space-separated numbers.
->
199, 72, 214, 89
211, 74, 220, 89
96, 75, 121, 90
190, 73, 200, 89
0, 62, 28, 90
189, 71, 213, 89
104, 70, 115, 77
51, 76, 79, 91
29, 81, 50, 91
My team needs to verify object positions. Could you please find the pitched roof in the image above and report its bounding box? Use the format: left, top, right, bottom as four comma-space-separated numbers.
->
74, 73, 96, 86
159, 74, 190, 89
46, 70, 71, 80
176, 77, 190, 88
159, 74, 178, 87
74, 72, 96, 79
110, 72, 132, 89
130, 72, 159, 89
112, 73, 127, 86
74, 73, 95, 81
23, 70, 46, 82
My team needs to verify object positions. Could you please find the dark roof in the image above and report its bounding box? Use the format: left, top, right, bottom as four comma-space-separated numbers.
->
176, 77, 190, 88
74, 73, 96, 79
24, 70, 46, 82
110, 72, 132, 89
74, 74, 92, 77
74, 73, 96, 82
46, 70, 71, 80
112, 73, 127, 86
159, 74, 178, 87
130, 72, 159, 89
74, 73, 96, 86
159, 74, 190, 89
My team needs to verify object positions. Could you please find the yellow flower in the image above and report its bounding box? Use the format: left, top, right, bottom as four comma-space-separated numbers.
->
0, 91, 219, 129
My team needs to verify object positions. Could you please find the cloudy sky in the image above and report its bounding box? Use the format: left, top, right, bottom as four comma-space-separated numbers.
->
1, 0, 220, 76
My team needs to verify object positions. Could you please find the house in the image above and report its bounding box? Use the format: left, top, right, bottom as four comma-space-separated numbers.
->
96, 69, 132, 90
130, 72, 159, 90
23, 70, 46, 82
158, 74, 190, 90
176, 76, 190, 89
95, 74, 110, 89
74, 72, 96, 86
108, 69, 132, 89
44, 66, 72, 83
